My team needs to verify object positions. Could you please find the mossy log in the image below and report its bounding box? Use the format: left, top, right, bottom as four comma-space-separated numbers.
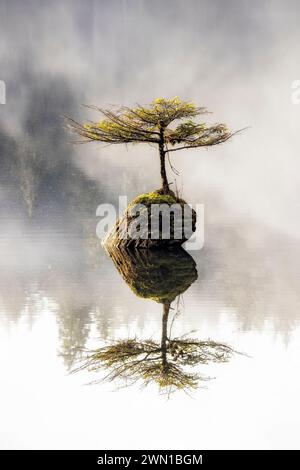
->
103, 189, 196, 249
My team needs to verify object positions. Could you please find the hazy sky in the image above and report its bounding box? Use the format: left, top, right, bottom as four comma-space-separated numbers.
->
1, 0, 300, 237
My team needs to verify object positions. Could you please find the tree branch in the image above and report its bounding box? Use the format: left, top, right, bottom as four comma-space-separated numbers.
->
165, 128, 247, 153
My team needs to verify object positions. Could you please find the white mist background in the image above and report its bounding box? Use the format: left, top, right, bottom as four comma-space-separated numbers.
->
1, 0, 300, 237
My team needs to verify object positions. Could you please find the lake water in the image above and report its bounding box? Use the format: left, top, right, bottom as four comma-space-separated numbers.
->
1, 0, 300, 450
0, 159, 300, 450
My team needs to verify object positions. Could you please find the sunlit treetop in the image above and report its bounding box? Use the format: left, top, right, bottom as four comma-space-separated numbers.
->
67, 97, 243, 193
67, 97, 238, 149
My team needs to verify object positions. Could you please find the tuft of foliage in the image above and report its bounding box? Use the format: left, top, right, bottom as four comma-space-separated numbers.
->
73, 336, 237, 396
67, 97, 240, 151
67, 97, 244, 194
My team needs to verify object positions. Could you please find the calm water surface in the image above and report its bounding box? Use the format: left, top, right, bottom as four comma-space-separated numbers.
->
0, 164, 300, 450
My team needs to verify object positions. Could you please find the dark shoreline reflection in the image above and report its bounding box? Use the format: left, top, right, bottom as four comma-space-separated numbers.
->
74, 247, 237, 395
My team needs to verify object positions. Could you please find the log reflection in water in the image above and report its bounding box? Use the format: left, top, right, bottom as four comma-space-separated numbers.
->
73, 247, 238, 395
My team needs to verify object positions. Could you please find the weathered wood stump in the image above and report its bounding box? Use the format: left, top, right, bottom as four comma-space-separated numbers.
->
103, 189, 196, 249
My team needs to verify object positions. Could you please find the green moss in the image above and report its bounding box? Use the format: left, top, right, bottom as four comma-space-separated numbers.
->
128, 191, 178, 209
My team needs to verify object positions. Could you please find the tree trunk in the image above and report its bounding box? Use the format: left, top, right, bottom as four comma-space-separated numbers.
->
159, 127, 169, 193
161, 301, 170, 373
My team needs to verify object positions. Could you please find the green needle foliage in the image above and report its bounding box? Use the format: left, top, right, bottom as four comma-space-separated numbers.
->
73, 334, 236, 396
67, 97, 241, 193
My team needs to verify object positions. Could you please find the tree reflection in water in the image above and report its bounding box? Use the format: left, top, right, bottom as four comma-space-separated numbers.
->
74, 248, 237, 395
